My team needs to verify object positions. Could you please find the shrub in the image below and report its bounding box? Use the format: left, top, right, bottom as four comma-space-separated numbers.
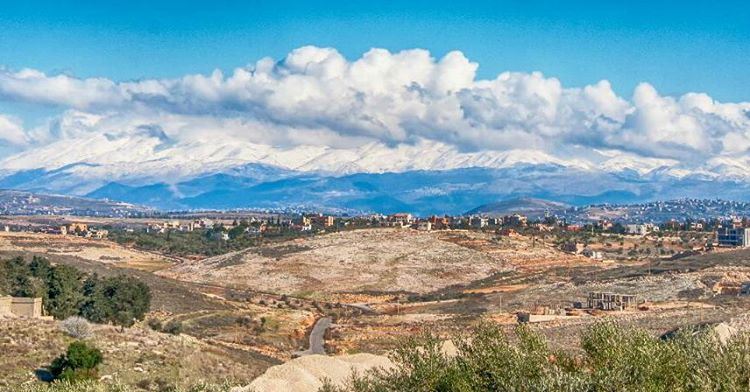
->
49, 341, 104, 382
59, 316, 93, 339
163, 320, 183, 335
147, 318, 163, 332
324, 322, 750, 392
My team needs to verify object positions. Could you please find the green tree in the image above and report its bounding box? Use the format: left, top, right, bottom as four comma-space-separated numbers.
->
29, 256, 53, 279
79, 274, 106, 322
87, 276, 151, 328
45, 265, 84, 319
2, 257, 31, 296
228, 223, 247, 240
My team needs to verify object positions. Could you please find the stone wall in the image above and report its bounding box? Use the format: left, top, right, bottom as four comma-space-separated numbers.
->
0, 296, 11, 316
0, 296, 43, 318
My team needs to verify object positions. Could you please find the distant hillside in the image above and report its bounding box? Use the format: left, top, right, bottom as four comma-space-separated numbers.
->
466, 198, 569, 218
0, 189, 152, 217
468, 198, 750, 224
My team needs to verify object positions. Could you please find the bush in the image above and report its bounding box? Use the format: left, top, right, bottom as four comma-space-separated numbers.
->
163, 320, 183, 335
147, 318, 163, 332
49, 341, 104, 382
59, 316, 93, 339
324, 322, 750, 391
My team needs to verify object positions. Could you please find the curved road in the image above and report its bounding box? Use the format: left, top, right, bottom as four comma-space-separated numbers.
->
294, 317, 332, 357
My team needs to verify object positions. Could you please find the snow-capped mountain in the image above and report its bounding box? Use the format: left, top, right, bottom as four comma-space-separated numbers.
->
4, 132, 744, 217
1, 130, 749, 215
1, 131, 595, 180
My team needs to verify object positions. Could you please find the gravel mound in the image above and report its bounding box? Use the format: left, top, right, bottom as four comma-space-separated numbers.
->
234, 353, 393, 392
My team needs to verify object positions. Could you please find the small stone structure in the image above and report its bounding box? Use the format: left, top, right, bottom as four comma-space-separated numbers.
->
587, 292, 637, 311
0, 296, 43, 318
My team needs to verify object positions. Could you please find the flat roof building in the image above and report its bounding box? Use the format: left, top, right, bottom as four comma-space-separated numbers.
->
717, 227, 750, 248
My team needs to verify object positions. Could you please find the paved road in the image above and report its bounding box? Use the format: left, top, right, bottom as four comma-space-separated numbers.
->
293, 316, 332, 357
348, 303, 376, 314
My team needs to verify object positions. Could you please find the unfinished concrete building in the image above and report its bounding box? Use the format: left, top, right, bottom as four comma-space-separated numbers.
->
740, 282, 750, 296
0, 296, 43, 318
587, 292, 637, 311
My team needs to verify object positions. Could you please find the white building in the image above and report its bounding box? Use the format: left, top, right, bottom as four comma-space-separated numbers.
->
626, 224, 658, 235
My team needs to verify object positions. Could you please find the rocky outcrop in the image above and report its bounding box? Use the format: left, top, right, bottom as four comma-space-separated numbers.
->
233, 353, 393, 392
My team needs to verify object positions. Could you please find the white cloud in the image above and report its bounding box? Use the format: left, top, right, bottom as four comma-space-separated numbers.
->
0, 115, 28, 146
0, 68, 125, 109
0, 46, 749, 178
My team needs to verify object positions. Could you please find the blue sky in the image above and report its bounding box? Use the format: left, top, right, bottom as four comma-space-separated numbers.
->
1, 0, 748, 103
1, 1, 750, 188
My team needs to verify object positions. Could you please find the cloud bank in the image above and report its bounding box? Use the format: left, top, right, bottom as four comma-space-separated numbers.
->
0, 46, 749, 178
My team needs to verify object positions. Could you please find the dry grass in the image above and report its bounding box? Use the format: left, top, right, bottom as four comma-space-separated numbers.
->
0, 318, 277, 390
0, 232, 172, 271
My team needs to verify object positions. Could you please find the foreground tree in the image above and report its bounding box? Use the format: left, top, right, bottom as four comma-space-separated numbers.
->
323, 322, 750, 392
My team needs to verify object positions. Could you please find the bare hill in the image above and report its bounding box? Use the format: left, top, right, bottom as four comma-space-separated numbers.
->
466, 197, 569, 218
159, 228, 574, 296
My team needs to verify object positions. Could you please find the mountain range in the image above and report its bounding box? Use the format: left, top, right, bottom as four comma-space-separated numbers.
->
1, 131, 749, 215
1, 160, 750, 216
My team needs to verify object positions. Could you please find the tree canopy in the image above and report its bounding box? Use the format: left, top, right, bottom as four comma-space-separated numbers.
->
0, 256, 151, 327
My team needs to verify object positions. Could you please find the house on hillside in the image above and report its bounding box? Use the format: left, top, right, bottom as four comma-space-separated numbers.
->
385, 213, 414, 228
582, 248, 603, 260
503, 214, 528, 227
470, 216, 488, 229
560, 241, 584, 254
428, 216, 451, 230
67, 222, 88, 234
587, 292, 637, 311
626, 224, 658, 235
310, 215, 335, 227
